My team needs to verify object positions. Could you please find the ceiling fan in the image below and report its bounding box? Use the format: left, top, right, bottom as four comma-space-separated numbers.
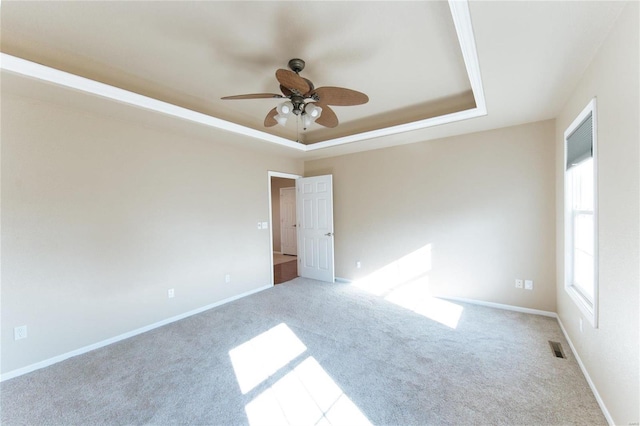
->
222, 58, 369, 130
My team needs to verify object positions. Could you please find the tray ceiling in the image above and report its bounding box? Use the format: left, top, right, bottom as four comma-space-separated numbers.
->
1, 1, 626, 158
0, 1, 482, 150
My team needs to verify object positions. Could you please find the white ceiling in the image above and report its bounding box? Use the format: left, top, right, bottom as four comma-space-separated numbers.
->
0, 0, 627, 159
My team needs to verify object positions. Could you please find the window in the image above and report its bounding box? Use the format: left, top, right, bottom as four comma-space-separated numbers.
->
564, 98, 598, 327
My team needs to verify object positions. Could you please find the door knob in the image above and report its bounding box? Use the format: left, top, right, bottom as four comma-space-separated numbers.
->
325, 232, 334, 237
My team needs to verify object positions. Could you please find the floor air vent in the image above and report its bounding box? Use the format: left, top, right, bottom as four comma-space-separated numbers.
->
548, 341, 566, 359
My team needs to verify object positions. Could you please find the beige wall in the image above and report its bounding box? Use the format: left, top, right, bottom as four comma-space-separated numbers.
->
2, 11, 637, 425
554, 2, 639, 424
1, 91, 303, 375
305, 120, 556, 312
271, 177, 296, 252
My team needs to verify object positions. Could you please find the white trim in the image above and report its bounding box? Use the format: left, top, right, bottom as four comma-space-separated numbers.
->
305, 108, 486, 151
339, 280, 557, 317
0, 0, 486, 151
0, 284, 272, 382
563, 98, 599, 328
343, 280, 609, 424
268, 171, 302, 287
269, 172, 302, 180
564, 98, 597, 142
556, 317, 613, 425
439, 296, 558, 318
449, 0, 487, 115
0, 54, 303, 151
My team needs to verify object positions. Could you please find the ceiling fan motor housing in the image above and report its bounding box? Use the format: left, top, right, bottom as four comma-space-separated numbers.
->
288, 58, 305, 74
291, 95, 305, 115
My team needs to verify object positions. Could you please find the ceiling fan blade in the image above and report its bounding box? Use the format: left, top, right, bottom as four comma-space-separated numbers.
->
303, 78, 315, 96
221, 93, 284, 100
264, 107, 278, 127
280, 85, 293, 97
314, 104, 339, 128
275, 69, 310, 94
312, 87, 369, 106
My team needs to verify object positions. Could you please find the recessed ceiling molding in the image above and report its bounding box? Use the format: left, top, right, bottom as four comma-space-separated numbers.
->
0, 53, 303, 151
304, 107, 486, 151
0, 0, 485, 152
448, 0, 487, 115
306, 0, 487, 152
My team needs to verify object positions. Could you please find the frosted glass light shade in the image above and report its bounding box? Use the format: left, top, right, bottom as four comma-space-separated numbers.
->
306, 103, 322, 118
275, 114, 288, 126
302, 114, 313, 129
277, 101, 294, 116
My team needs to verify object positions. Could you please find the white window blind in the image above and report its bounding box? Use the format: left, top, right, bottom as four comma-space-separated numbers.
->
566, 113, 593, 169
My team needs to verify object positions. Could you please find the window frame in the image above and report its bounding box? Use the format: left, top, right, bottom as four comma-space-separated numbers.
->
564, 98, 599, 328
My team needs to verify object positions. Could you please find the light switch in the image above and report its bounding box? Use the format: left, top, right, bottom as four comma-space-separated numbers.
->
261, 222, 268, 229
257, 222, 262, 229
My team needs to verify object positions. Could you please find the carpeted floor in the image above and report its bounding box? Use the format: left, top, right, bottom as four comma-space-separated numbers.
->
1, 278, 605, 425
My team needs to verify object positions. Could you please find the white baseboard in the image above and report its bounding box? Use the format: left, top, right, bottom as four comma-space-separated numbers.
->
0, 284, 272, 382
439, 296, 558, 318
556, 317, 614, 425
428, 295, 612, 423
336, 279, 556, 318
341, 281, 610, 422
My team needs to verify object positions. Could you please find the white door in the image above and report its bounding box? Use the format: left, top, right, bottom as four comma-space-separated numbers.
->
280, 187, 297, 255
296, 175, 335, 282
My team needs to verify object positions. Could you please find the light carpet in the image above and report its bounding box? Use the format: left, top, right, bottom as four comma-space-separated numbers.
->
0, 278, 605, 425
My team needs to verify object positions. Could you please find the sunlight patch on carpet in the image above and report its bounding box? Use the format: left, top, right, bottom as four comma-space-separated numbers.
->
385, 278, 464, 329
245, 356, 372, 426
229, 323, 306, 394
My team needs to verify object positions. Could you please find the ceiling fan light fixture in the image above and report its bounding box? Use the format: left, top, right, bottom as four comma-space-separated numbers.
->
302, 104, 323, 130
305, 103, 322, 119
274, 114, 288, 127
222, 59, 368, 131
275, 100, 294, 126
302, 114, 313, 130
277, 101, 294, 116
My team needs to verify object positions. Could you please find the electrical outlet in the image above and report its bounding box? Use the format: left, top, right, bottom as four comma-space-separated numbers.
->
261, 222, 268, 229
515, 279, 524, 289
356, 261, 361, 269
524, 280, 534, 290
225, 274, 231, 283
168, 288, 175, 298
14, 325, 28, 341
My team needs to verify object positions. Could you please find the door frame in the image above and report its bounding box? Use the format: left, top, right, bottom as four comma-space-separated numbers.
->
280, 187, 297, 255
268, 171, 302, 286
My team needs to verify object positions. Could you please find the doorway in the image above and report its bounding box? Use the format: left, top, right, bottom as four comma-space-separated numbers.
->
269, 172, 301, 285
